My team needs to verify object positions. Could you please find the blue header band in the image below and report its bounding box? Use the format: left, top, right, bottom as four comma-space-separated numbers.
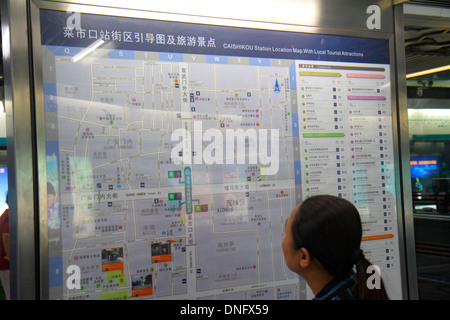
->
40, 9, 389, 64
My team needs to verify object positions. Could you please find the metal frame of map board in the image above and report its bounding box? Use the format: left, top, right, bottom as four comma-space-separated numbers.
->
18, 0, 416, 300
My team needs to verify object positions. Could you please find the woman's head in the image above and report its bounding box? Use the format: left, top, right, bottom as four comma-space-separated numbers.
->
283, 195, 362, 278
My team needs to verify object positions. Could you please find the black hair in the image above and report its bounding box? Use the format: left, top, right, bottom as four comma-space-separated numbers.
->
291, 194, 389, 300
47, 182, 56, 195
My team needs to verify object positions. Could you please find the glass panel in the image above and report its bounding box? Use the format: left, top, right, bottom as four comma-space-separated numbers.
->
408, 75, 450, 299
36, 7, 403, 300
0, 166, 8, 301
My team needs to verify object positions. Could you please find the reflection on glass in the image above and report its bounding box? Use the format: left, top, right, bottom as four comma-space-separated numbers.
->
39, 8, 402, 300
408, 98, 450, 299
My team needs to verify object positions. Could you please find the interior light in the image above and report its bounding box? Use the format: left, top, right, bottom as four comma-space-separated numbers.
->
72, 39, 105, 62
406, 65, 450, 79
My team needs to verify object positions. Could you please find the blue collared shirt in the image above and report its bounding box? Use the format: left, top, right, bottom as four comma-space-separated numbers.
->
313, 273, 358, 300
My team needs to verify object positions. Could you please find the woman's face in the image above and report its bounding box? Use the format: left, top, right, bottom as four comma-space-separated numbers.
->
282, 205, 302, 274
47, 194, 55, 209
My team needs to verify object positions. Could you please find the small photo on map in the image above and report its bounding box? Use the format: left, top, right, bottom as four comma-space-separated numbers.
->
131, 273, 153, 298
101, 247, 124, 272
151, 240, 172, 263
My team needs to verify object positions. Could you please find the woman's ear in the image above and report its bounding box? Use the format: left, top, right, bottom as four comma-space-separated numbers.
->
298, 247, 312, 269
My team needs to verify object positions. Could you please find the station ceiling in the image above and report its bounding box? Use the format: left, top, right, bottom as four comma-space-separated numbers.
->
404, 0, 450, 80
1, 1, 450, 108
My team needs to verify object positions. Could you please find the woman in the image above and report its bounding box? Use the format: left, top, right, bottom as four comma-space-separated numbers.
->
0, 193, 9, 300
282, 194, 389, 300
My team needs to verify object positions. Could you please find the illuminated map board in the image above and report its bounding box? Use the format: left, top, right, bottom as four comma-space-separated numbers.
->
39, 9, 402, 300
